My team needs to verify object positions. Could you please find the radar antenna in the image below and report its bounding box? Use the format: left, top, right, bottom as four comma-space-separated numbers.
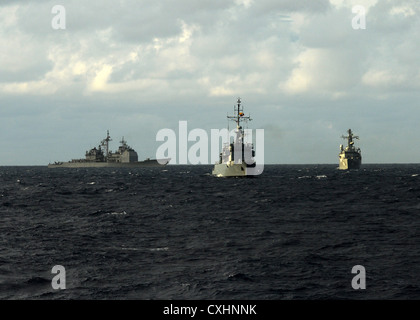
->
341, 129, 359, 149
227, 97, 252, 143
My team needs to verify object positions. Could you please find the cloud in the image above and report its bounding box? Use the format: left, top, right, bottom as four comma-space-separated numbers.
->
2, 0, 419, 100
2, 0, 420, 164
362, 70, 405, 88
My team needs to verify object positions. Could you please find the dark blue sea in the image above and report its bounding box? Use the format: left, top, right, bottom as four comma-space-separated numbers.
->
1, 164, 419, 300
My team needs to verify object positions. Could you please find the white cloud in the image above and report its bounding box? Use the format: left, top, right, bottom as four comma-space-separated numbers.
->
389, 5, 416, 17
0, 5, 18, 27
2, 0, 420, 164
90, 64, 113, 92
72, 62, 87, 76
2, 0, 419, 99
282, 49, 317, 94
329, 0, 378, 12
361, 69, 419, 90
234, 0, 253, 9
0, 80, 55, 95
281, 46, 363, 96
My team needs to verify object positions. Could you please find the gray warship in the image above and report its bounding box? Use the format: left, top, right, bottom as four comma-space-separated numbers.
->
338, 128, 361, 170
212, 98, 257, 177
48, 131, 170, 168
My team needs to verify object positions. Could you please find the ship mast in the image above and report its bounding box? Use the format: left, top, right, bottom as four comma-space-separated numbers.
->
342, 129, 359, 150
101, 130, 112, 159
120, 137, 127, 147
227, 97, 252, 143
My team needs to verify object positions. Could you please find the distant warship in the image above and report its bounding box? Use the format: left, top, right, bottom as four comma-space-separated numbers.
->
48, 131, 170, 168
212, 98, 257, 177
338, 129, 361, 170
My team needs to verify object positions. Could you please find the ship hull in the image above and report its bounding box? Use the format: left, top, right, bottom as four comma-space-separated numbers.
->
48, 158, 170, 168
212, 162, 249, 177
339, 157, 361, 170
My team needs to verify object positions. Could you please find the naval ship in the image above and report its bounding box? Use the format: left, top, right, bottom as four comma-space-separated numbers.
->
338, 129, 361, 170
212, 98, 257, 177
48, 131, 170, 168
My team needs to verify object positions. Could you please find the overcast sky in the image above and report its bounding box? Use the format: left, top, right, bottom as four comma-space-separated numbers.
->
1, 0, 419, 165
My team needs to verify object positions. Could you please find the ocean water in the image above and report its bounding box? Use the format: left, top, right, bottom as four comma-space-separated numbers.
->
0, 164, 419, 300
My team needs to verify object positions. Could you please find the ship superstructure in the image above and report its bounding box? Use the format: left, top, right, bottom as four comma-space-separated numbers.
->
212, 98, 257, 177
48, 131, 170, 168
338, 129, 361, 170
